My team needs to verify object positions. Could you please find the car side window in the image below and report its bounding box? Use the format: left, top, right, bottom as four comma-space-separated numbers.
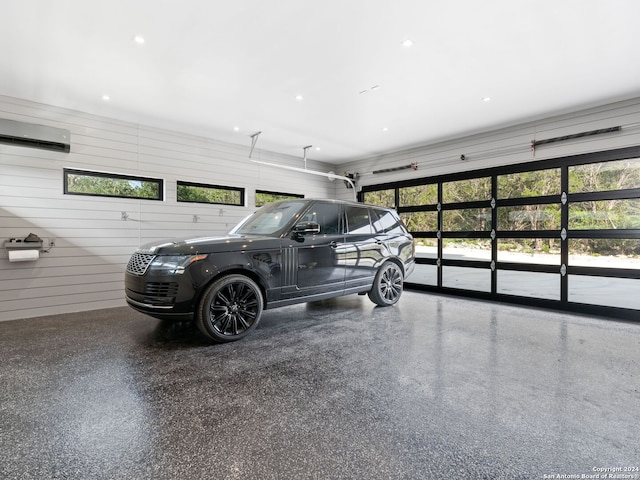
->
372, 208, 406, 234
304, 203, 341, 234
345, 206, 374, 234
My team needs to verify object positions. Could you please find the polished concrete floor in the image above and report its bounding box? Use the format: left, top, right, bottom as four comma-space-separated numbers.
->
1, 291, 639, 479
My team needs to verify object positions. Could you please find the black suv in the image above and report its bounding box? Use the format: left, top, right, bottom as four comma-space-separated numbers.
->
125, 199, 415, 342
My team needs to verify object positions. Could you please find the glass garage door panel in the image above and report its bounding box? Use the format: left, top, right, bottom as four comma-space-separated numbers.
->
497, 168, 561, 199
363, 189, 395, 208
443, 239, 491, 261
569, 199, 640, 229
497, 271, 560, 300
497, 204, 560, 231
568, 276, 640, 310
569, 239, 640, 269
401, 211, 438, 232
442, 208, 491, 231
399, 184, 437, 206
407, 263, 437, 286
443, 177, 491, 203
569, 158, 640, 193
497, 238, 561, 265
442, 266, 490, 292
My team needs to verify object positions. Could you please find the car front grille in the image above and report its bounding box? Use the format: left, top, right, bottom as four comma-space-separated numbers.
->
126, 253, 156, 275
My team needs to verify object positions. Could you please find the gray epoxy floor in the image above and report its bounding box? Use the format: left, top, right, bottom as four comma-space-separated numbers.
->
1, 292, 639, 480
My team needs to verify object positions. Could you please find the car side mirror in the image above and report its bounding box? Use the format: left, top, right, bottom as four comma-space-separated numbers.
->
292, 221, 321, 237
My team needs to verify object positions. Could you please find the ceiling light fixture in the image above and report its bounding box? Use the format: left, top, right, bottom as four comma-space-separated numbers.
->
295, 95, 304, 101
233, 126, 240, 132
401, 39, 414, 48
133, 35, 145, 44
382, 127, 389, 132
482, 96, 491, 102
102, 95, 110, 101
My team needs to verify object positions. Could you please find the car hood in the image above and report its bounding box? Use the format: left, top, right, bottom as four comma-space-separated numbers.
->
136, 234, 281, 255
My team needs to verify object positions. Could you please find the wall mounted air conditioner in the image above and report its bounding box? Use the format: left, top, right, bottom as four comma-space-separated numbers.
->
0, 118, 70, 153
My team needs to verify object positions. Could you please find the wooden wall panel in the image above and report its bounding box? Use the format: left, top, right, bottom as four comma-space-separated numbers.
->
0, 95, 334, 322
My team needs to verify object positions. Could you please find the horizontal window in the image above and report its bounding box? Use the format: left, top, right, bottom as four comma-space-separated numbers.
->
497, 238, 561, 265
442, 266, 491, 292
497, 168, 560, 199
568, 276, 640, 310
443, 177, 491, 203
443, 239, 491, 261
64, 169, 163, 200
497, 204, 560, 230
255, 190, 303, 207
443, 208, 491, 231
399, 184, 437, 207
569, 239, 640, 268
414, 238, 438, 259
177, 181, 244, 206
569, 158, 640, 194
569, 199, 640, 229
497, 271, 560, 300
401, 211, 438, 232
363, 189, 395, 208
406, 263, 437, 286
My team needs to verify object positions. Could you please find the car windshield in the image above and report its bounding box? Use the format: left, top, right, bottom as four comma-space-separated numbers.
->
231, 201, 307, 236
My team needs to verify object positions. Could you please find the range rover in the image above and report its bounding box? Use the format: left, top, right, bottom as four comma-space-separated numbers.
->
125, 199, 415, 342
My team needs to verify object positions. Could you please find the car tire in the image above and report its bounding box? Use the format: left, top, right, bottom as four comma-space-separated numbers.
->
368, 261, 404, 307
196, 274, 264, 343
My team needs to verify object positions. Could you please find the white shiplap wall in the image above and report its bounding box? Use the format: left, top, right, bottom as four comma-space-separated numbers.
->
0, 95, 336, 322
336, 97, 640, 200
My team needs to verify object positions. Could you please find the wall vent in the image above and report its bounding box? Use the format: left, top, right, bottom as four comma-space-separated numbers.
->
0, 118, 70, 153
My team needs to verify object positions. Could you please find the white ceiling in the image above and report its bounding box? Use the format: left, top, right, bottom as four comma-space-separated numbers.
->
2, 0, 640, 164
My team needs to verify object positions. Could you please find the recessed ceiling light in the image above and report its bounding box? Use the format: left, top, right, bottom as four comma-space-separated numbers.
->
482, 96, 491, 102
382, 127, 389, 132
315, 147, 321, 151
233, 126, 240, 132
102, 94, 110, 101
133, 35, 145, 44
401, 39, 414, 48
295, 95, 304, 101
370, 85, 380, 91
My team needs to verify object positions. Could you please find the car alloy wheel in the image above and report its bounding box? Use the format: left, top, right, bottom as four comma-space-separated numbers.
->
368, 261, 404, 306
196, 274, 263, 342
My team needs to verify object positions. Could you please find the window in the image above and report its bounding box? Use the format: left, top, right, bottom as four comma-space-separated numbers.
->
443, 177, 491, 203
363, 189, 395, 208
359, 145, 640, 319
569, 158, 640, 193
300, 202, 341, 234
400, 211, 438, 232
177, 181, 244, 206
443, 208, 491, 231
255, 190, 304, 207
64, 169, 163, 200
399, 184, 437, 207
372, 208, 406, 234
569, 199, 640, 229
498, 168, 561, 199
345, 206, 373, 234
497, 204, 560, 231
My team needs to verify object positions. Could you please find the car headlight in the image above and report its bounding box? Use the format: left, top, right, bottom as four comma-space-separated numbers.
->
148, 254, 207, 275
